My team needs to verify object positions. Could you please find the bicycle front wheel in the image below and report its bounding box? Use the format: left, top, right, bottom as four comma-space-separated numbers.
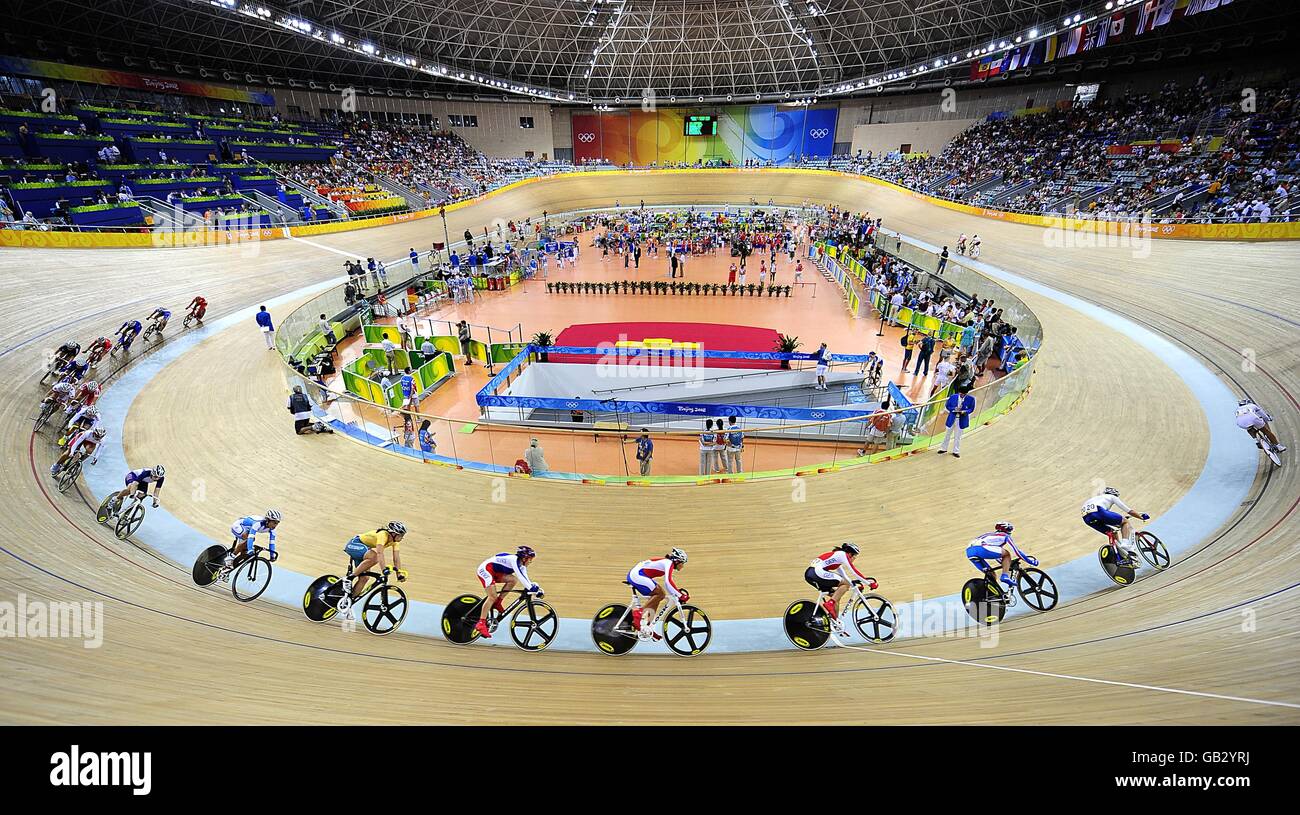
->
231, 556, 273, 602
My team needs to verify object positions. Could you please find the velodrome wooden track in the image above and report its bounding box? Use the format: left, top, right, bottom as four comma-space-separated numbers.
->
2, 171, 1297, 724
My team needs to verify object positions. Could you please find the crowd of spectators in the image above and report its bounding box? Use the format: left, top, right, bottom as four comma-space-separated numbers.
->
844, 77, 1299, 223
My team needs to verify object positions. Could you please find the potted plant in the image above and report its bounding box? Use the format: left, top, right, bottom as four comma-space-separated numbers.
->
531, 331, 555, 362
775, 334, 801, 369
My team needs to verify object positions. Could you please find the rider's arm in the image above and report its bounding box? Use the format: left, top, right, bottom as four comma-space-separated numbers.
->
660, 563, 683, 600
515, 559, 536, 591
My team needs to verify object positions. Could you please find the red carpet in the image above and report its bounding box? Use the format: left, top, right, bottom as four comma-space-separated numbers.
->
552, 322, 783, 369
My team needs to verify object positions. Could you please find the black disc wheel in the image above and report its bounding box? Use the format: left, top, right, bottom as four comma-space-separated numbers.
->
303, 575, 343, 622
591, 603, 636, 656
441, 593, 485, 645
783, 599, 832, 651
191, 544, 229, 587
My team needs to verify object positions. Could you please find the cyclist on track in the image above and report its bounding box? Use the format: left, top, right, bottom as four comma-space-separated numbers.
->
54, 355, 90, 385
473, 545, 540, 639
116, 319, 143, 352
805, 542, 878, 620
965, 522, 1037, 591
65, 379, 101, 414
42, 341, 81, 383
1081, 486, 1151, 567
1235, 398, 1286, 454
343, 521, 408, 600
51, 426, 107, 477
627, 548, 689, 638
146, 306, 171, 336
40, 380, 76, 414
186, 295, 207, 324
228, 510, 282, 563
105, 465, 166, 513
59, 404, 100, 446
86, 336, 113, 367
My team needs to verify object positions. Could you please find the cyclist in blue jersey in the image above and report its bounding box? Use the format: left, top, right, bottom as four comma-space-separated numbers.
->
116, 319, 143, 352
228, 510, 282, 563
965, 522, 1037, 591
146, 306, 171, 337
106, 465, 166, 512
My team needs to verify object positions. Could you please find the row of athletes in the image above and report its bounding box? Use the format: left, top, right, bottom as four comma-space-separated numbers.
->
41, 296, 207, 385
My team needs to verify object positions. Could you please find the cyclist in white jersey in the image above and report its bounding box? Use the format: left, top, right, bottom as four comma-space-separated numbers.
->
1081, 487, 1150, 566
805, 542, 877, 619
1235, 399, 1285, 453
626, 549, 689, 637
229, 510, 283, 562
473, 546, 540, 639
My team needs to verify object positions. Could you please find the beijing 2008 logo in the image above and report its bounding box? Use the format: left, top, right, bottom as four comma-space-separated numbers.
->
809, 128, 829, 139
577, 133, 596, 143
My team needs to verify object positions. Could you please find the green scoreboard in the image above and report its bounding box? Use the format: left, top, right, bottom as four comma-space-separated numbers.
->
684, 114, 718, 136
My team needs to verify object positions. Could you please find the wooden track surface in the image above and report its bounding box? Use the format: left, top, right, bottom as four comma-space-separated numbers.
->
1, 171, 1297, 724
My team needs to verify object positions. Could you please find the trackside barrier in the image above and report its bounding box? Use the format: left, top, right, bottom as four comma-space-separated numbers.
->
273, 207, 1041, 482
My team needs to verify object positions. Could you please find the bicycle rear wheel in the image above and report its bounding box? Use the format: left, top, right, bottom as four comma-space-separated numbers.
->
191, 544, 228, 586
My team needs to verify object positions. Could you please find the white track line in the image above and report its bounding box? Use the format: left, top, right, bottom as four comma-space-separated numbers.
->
836, 639, 1300, 710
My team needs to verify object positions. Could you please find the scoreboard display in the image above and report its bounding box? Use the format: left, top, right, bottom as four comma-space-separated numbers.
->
684, 114, 718, 136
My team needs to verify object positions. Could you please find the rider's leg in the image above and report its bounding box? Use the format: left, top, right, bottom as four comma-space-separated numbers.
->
641, 586, 666, 630
1260, 424, 1284, 449
1000, 549, 1014, 588
349, 551, 379, 598
830, 580, 850, 614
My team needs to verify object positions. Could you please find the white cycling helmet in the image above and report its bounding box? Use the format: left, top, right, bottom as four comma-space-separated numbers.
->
264, 509, 283, 522
667, 547, 688, 564
153, 464, 166, 477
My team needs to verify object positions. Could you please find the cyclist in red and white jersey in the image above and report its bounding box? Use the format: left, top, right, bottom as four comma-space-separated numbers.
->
627, 549, 689, 637
805, 542, 877, 619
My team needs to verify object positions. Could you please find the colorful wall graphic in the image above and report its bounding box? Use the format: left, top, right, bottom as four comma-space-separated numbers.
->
0, 56, 276, 106
572, 105, 838, 165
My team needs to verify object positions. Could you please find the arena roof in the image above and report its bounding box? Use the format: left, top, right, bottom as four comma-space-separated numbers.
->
4, 0, 1283, 105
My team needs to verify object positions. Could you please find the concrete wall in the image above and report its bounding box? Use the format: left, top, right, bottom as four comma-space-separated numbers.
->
850, 119, 980, 156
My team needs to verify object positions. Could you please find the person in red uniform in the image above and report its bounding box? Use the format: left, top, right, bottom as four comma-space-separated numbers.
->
187, 295, 207, 324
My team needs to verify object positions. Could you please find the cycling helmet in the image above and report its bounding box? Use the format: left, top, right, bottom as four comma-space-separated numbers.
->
61, 341, 80, 354
1103, 486, 1120, 496
53, 382, 74, 393
84, 380, 100, 392
1238, 398, 1251, 406
667, 547, 688, 564
839, 542, 861, 556
92, 427, 107, 439
264, 509, 282, 522
994, 521, 1014, 533
387, 520, 407, 536
153, 464, 166, 477
85, 406, 100, 418
516, 545, 536, 560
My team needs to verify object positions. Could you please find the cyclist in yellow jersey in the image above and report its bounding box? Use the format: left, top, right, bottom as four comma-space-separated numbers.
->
343, 520, 408, 599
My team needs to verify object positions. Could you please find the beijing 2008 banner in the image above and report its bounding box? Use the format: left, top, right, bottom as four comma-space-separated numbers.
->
0, 56, 276, 106
572, 104, 838, 165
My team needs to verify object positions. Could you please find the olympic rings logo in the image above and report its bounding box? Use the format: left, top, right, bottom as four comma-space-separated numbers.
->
809, 128, 829, 139
577, 133, 596, 143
